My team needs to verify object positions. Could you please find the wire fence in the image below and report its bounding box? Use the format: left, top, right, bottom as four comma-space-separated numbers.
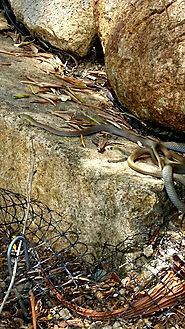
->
0, 187, 184, 328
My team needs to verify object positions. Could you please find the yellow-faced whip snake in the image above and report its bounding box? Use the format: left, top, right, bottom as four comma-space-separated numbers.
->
21, 114, 185, 212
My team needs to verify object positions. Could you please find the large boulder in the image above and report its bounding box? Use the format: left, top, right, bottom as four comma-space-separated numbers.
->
94, 0, 125, 50
9, 0, 96, 57
105, 0, 185, 131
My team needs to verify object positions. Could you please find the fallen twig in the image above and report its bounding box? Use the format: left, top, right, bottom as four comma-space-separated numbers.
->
30, 290, 37, 329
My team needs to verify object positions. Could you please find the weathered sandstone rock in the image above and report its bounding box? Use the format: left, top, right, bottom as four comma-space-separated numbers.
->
105, 0, 185, 131
6, 1, 185, 131
9, 0, 96, 57
94, 0, 125, 50
0, 32, 173, 254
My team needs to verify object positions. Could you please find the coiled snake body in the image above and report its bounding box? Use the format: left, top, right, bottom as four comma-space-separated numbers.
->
21, 114, 185, 212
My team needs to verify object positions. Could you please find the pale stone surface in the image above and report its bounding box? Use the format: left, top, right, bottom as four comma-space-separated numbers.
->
0, 113, 165, 251
5, 0, 185, 130
94, 0, 126, 50
9, 0, 96, 57
0, 32, 174, 254
105, 0, 185, 131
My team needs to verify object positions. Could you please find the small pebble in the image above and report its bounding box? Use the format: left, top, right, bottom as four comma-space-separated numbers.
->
58, 307, 72, 320
143, 245, 153, 257
113, 321, 122, 329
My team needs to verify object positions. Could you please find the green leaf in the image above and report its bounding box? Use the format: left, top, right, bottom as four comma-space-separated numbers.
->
14, 94, 30, 99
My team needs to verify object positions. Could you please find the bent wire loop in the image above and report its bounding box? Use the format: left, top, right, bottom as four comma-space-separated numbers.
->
7, 235, 30, 276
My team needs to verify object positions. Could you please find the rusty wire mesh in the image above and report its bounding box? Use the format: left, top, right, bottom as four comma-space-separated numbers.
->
0, 187, 185, 328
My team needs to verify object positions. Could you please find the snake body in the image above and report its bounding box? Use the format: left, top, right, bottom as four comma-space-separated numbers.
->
20, 114, 185, 152
162, 165, 185, 212
21, 114, 185, 212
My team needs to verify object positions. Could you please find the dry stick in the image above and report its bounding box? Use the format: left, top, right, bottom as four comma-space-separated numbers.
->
22, 138, 35, 234
0, 138, 35, 314
30, 290, 37, 329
